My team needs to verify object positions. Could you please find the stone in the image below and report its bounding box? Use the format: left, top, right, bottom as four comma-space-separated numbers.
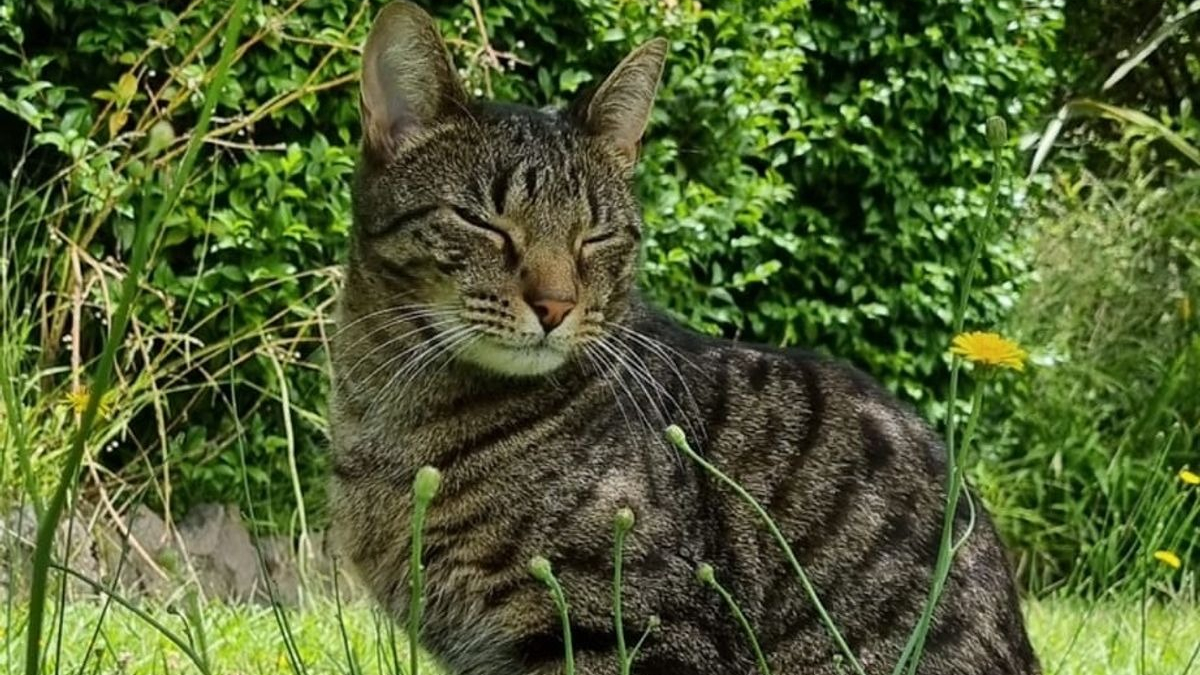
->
177, 503, 259, 602
1, 504, 103, 599
94, 504, 179, 597
3, 500, 362, 606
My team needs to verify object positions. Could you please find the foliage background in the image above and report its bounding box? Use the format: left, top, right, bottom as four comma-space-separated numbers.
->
1, 0, 1197, 597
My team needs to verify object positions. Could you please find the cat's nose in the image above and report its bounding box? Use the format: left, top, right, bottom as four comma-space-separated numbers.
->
527, 296, 576, 333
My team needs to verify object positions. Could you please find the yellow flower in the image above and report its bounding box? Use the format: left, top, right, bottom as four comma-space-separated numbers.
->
63, 386, 114, 418
950, 332, 1028, 371
1154, 550, 1182, 570
1180, 469, 1200, 486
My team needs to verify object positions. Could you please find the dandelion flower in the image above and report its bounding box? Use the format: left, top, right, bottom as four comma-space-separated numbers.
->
950, 332, 1028, 371
63, 385, 114, 418
1180, 469, 1200, 486
1154, 550, 1182, 570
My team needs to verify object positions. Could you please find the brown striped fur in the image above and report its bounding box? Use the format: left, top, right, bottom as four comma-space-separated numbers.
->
329, 3, 1040, 673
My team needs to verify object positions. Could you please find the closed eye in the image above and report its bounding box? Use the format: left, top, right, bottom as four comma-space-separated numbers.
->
451, 206, 513, 248
370, 204, 438, 239
582, 230, 616, 247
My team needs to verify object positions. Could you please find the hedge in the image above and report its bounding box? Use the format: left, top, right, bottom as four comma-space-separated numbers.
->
0, 0, 1062, 521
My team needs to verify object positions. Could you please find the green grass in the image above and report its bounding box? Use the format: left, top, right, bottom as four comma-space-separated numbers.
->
0, 600, 437, 675
1026, 599, 1200, 675
1, 598, 1196, 675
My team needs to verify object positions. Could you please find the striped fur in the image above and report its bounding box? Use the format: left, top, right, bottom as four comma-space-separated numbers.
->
329, 3, 1040, 674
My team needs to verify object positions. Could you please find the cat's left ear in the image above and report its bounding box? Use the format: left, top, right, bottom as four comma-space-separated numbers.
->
574, 38, 668, 170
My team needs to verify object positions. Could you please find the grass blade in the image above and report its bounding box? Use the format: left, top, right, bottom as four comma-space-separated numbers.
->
665, 425, 865, 675
21, 3, 248, 673
1102, 1, 1200, 91
48, 564, 212, 675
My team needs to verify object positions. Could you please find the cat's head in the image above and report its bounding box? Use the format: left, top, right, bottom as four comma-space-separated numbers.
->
347, 1, 665, 378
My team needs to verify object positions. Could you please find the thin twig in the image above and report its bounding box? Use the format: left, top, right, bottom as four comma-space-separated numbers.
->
467, 0, 497, 96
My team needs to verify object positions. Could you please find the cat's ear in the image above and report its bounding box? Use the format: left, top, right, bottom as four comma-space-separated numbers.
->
359, 1, 467, 162
575, 38, 668, 169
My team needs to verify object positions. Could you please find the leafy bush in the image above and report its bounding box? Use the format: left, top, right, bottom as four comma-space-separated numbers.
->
975, 157, 1200, 596
0, 0, 1063, 524
975, 11, 1200, 595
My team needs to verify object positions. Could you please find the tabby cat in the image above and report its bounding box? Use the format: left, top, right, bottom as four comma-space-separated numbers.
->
329, 3, 1040, 674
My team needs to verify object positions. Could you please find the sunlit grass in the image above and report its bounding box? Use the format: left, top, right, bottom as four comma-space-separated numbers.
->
1026, 598, 1200, 675
0, 598, 1195, 675
0, 600, 436, 675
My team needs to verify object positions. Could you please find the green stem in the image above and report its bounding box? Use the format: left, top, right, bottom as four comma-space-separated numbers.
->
666, 427, 866, 675
21, 5, 247, 675
697, 564, 771, 675
409, 467, 441, 675
613, 509, 634, 675
181, 589, 211, 673
1139, 575, 1147, 675
408, 512, 427, 675
627, 616, 660, 665
229, 327, 308, 675
892, 133, 1007, 675
946, 144, 1003, 451
1181, 637, 1200, 675
73, 530, 130, 675
901, 381, 986, 675
49, 563, 211, 675
529, 557, 574, 675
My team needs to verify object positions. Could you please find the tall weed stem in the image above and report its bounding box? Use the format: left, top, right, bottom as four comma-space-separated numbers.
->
665, 426, 866, 675
529, 556, 575, 675
627, 615, 660, 664
613, 507, 635, 675
21, 4, 247, 674
894, 117, 1008, 675
408, 467, 442, 675
899, 382, 986, 675
696, 563, 771, 675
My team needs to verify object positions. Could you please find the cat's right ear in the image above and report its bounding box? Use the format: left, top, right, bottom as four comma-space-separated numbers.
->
359, 1, 467, 163
572, 38, 667, 172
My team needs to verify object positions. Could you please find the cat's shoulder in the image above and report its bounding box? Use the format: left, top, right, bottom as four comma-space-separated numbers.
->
628, 299, 932, 423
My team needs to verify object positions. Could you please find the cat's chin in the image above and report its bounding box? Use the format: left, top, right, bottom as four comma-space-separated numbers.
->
459, 339, 569, 377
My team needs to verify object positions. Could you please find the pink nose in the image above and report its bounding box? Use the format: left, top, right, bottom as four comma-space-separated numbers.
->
527, 297, 576, 333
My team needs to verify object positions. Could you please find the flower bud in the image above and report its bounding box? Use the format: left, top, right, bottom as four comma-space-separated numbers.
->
528, 555, 553, 583
413, 466, 442, 504
986, 116, 1007, 149
664, 425, 688, 449
614, 507, 636, 533
695, 562, 715, 585
647, 615, 661, 629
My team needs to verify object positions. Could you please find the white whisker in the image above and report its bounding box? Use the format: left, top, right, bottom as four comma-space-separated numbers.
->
363, 325, 477, 419
606, 328, 706, 445
588, 336, 660, 436
580, 342, 637, 439
343, 318, 462, 383
333, 302, 452, 338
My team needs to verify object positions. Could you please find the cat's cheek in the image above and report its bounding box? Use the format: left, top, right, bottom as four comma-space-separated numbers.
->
584, 254, 637, 308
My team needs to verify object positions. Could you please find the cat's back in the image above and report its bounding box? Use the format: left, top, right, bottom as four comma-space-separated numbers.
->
629, 304, 945, 478
630, 308, 1038, 673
